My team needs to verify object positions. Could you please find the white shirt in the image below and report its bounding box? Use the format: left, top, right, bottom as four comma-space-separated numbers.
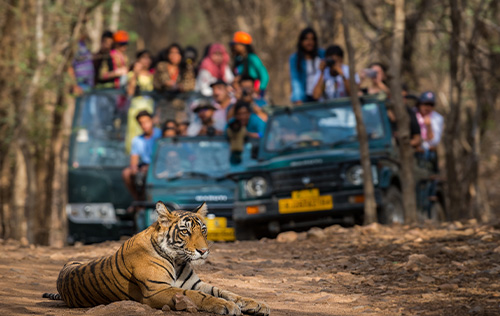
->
313, 64, 359, 100
186, 104, 226, 137
195, 67, 234, 97
305, 57, 322, 96
419, 111, 444, 150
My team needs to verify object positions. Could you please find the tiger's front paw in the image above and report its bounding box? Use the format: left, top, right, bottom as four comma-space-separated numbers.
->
236, 297, 270, 316
204, 297, 242, 315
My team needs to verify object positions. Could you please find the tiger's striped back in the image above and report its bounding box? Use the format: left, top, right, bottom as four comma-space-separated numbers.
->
55, 245, 143, 307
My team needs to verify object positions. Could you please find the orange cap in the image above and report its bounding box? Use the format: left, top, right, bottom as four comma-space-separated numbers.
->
232, 31, 252, 45
113, 30, 129, 43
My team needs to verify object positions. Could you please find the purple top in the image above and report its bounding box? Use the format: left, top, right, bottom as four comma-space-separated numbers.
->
73, 41, 95, 88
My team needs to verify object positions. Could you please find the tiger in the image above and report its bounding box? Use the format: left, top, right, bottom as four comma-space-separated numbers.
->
43, 202, 270, 316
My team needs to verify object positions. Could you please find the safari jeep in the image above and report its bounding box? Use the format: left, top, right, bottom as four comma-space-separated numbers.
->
67, 90, 135, 243
230, 97, 445, 240
67, 90, 206, 243
135, 136, 256, 241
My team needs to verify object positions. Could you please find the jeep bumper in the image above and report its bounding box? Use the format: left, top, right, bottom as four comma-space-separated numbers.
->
233, 189, 382, 232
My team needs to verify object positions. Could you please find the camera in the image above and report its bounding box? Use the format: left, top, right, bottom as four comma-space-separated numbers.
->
363, 68, 378, 79
242, 88, 253, 98
207, 126, 216, 137
325, 58, 336, 67
228, 120, 242, 133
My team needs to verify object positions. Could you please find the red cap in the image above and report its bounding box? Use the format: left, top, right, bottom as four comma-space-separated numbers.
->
231, 31, 252, 45
113, 30, 129, 43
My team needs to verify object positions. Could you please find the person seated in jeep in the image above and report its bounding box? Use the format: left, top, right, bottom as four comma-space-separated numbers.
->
233, 75, 268, 122
312, 45, 358, 100
359, 62, 390, 97
226, 101, 266, 164
122, 111, 162, 200
162, 119, 178, 138
186, 99, 224, 136
211, 79, 236, 128
415, 91, 443, 170
227, 101, 266, 139
386, 84, 422, 148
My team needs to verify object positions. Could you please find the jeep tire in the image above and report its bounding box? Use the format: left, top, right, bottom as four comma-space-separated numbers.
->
235, 222, 257, 240
428, 199, 446, 223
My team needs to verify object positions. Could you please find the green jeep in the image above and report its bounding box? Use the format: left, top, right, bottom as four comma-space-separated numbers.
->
67, 89, 252, 243
67, 90, 135, 243
136, 136, 256, 241
231, 97, 445, 240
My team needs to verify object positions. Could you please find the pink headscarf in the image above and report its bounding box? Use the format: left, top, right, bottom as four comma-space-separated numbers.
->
199, 43, 230, 82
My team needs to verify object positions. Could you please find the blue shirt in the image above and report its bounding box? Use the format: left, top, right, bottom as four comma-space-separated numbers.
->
289, 49, 325, 103
130, 128, 162, 164
226, 114, 266, 137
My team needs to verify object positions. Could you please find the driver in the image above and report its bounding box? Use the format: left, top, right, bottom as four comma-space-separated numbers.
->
156, 150, 183, 179
122, 111, 161, 200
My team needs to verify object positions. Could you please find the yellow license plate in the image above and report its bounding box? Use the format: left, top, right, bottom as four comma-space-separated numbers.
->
206, 217, 235, 241
291, 188, 320, 199
279, 189, 333, 214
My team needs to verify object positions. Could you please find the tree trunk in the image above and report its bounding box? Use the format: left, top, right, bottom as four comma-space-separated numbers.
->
0, 149, 15, 240
132, 0, 175, 54
87, 5, 104, 52
109, 0, 121, 32
341, 0, 377, 224
46, 90, 75, 247
388, 0, 418, 224
13, 147, 28, 241
444, 0, 465, 220
0, 0, 106, 245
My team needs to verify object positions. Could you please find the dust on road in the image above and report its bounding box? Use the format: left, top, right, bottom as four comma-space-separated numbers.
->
0, 220, 499, 316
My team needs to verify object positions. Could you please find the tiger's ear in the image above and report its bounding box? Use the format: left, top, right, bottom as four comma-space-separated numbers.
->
193, 202, 208, 218
156, 201, 177, 225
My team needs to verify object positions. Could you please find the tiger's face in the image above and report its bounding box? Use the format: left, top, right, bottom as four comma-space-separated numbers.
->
155, 202, 210, 263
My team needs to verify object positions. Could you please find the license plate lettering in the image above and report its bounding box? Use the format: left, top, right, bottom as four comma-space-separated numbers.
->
279, 195, 333, 214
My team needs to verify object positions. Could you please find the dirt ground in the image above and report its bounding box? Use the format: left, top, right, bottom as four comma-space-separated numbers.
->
1, 220, 499, 316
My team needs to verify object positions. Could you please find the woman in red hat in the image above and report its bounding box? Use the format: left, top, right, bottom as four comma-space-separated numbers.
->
230, 31, 269, 97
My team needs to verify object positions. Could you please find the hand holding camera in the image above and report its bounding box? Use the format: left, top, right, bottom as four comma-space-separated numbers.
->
325, 58, 336, 68
362, 68, 378, 79
321, 58, 343, 77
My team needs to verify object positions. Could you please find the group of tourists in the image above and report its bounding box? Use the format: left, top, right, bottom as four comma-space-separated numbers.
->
70, 27, 444, 200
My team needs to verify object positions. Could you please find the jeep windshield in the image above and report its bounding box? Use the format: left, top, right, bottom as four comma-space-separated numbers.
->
71, 92, 129, 168
265, 102, 385, 153
154, 138, 253, 180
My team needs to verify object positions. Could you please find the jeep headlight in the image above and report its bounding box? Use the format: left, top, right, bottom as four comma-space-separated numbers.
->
245, 176, 269, 198
66, 203, 117, 224
345, 165, 378, 186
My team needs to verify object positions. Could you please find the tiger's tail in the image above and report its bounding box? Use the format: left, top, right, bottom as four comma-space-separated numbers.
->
42, 293, 62, 300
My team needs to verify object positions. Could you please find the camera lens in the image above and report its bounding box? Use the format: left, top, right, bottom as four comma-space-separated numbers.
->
207, 126, 216, 136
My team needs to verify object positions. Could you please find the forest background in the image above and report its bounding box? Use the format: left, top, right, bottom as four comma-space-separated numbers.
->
0, 0, 499, 246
